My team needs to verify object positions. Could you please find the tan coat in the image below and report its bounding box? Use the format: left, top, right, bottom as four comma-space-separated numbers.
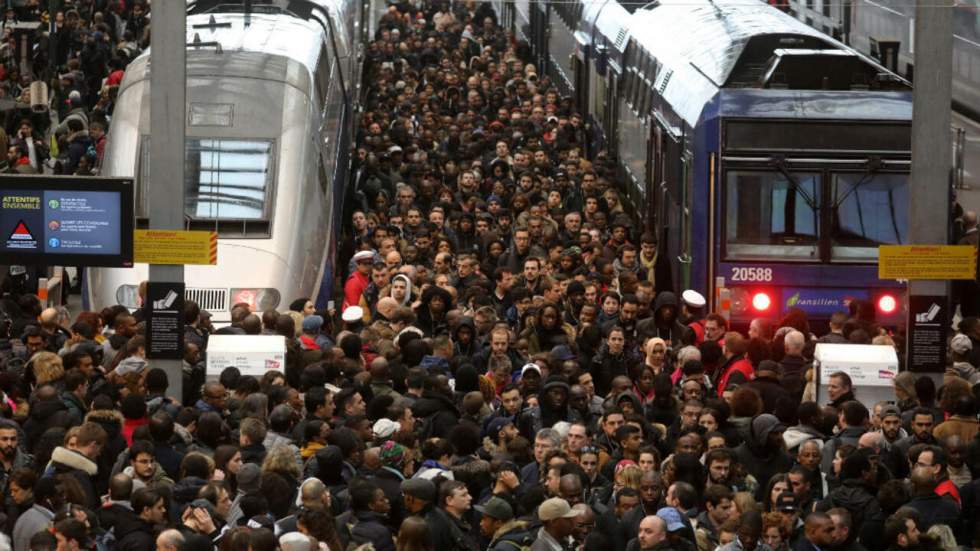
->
933, 415, 980, 442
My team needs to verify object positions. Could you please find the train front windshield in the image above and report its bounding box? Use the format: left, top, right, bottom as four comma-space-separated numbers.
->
725, 170, 909, 262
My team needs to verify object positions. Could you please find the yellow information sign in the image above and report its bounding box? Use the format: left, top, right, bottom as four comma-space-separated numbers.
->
134, 230, 217, 265
878, 245, 977, 280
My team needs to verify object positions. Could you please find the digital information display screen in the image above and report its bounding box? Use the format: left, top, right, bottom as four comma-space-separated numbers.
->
0, 176, 133, 267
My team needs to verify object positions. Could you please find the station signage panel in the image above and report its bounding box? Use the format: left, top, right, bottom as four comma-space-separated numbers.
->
0, 175, 133, 267
134, 229, 218, 265
878, 244, 977, 280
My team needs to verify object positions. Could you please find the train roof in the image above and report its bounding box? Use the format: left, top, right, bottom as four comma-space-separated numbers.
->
182, 11, 327, 72
629, 0, 838, 88
579, 0, 633, 72
628, 0, 909, 127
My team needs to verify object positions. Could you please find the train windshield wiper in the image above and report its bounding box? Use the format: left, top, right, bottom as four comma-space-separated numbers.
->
831, 157, 883, 209
769, 156, 818, 211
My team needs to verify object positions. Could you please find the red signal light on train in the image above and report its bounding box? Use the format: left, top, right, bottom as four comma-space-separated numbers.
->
878, 294, 898, 314
751, 292, 772, 311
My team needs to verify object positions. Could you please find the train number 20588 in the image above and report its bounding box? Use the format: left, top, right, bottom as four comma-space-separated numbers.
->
730, 267, 774, 282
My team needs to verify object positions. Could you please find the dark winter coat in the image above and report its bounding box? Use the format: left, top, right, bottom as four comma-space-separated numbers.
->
85, 409, 128, 498
46, 446, 99, 509
734, 415, 793, 500
636, 292, 692, 347
744, 372, 789, 410
115, 514, 156, 551
412, 389, 461, 439
23, 397, 73, 453
816, 479, 885, 547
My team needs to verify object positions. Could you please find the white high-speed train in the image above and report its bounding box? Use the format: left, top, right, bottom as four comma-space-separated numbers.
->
85, 0, 363, 322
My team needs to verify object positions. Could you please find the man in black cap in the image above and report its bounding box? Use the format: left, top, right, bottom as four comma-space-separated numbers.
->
402, 477, 437, 518
776, 492, 805, 547
479, 496, 534, 551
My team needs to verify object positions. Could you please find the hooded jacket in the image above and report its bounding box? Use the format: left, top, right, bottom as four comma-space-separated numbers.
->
637, 292, 691, 346
172, 476, 209, 508
734, 414, 793, 500
47, 446, 99, 508
452, 316, 479, 357
115, 512, 156, 551
817, 478, 885, 545
489, 520, 534, 551
23, 397, 72, 452
391, 274, 414, 306
783, 424, 825, 453
518, 376, 582, 438
413, 389, 461, 439
85, 409, 128, 497
414, 285, 453, 337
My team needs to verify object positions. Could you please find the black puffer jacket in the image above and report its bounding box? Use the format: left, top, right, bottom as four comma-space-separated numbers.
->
23, 397, 72, 453
733, 414, 793, 500
85, 409, 127, 498
115, 514, 156, 551
637, 292, 692, 347
172, 476, 209, 509
817, 479, 884, 549
412, 389, 460, 439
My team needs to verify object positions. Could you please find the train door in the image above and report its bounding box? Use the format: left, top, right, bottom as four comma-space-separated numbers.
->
530, 3, 549, 71
604, 72, 617, 154
574, 55, 590, 156
647, 124, 663, 233
679, 150, 694, 290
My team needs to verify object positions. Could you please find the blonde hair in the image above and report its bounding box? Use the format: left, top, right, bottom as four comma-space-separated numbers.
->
734, 491, 760, 515
31, 352, 64, 385
614, 464, 643, 491
262, 444, 301, 480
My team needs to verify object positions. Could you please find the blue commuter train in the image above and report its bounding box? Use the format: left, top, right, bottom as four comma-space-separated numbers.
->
502, 0, 919, 327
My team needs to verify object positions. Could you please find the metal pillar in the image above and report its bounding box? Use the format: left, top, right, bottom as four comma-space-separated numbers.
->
148, 2, 186, 401
906, 0, 953, 372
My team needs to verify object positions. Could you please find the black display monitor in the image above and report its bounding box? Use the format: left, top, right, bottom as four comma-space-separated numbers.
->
0, 175, 134, 267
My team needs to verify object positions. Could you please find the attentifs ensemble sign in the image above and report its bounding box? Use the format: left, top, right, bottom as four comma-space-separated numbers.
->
0, 175, 133, 267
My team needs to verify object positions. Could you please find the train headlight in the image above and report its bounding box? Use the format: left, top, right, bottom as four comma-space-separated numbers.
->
230, 288, 281, 311
752, 292, 772, 312
878, 294, 898, 315
115, 284, 139, 309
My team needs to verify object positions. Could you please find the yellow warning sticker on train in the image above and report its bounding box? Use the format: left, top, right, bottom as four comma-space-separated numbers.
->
134, 230, 217, 265
878, 245, 976, 280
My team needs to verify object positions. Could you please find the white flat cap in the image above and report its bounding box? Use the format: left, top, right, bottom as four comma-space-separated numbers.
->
682, 290, 706, 308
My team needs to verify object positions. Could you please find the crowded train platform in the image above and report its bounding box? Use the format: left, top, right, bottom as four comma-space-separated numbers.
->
1, 1, 980, 551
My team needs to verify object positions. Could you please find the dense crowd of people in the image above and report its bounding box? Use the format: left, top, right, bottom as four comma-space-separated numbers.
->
0, 0, 143, 177
3, 1, 980, 551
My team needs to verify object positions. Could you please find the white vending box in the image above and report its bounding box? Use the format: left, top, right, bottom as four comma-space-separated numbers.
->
814, 343, 900, 411
206, 334, 287, 377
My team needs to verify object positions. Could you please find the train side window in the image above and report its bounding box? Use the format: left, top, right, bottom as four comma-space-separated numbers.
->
725, 170, 820, 260
830, 172, 908, 261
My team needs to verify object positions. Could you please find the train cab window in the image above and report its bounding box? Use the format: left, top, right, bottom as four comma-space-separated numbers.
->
725, 171, 820, 260
830, 172, 908, 261
185, 138, 275, 221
